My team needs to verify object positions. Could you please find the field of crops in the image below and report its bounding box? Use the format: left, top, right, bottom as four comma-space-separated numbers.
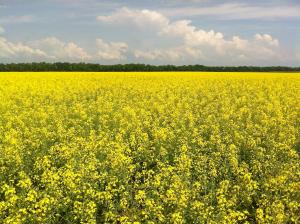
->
0, 72, 299, 223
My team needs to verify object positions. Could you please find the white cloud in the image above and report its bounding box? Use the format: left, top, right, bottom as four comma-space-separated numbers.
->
99, 8, 282, 64
135, 46, 203, 61
161, 20, 225, 49
0, 32, 129, 62
96, 38, 128, 60
31, 37, 91, 61
0, 37, 47, 60
0, 36, 92, 62
254, 34, 279, 47
160, 3, 300, 20
97, 7, 169, 30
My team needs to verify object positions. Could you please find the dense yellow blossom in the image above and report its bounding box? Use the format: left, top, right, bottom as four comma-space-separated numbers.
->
0, 72, 299, 223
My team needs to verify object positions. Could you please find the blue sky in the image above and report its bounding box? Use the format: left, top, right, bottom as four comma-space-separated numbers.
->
0, 0, 299, 66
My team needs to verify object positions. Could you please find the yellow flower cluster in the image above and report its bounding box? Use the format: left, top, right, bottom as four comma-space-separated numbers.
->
0, 72, 299, 223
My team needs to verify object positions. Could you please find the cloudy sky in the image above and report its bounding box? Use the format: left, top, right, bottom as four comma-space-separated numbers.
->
0, 0, 299, 66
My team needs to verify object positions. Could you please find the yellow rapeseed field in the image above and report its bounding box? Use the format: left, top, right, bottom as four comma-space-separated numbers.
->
0, 72, 299, 223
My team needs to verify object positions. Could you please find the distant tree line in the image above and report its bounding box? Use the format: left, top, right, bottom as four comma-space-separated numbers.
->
0, 62, 299, 72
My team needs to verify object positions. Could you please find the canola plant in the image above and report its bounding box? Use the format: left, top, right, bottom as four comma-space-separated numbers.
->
0, 72, 299, 223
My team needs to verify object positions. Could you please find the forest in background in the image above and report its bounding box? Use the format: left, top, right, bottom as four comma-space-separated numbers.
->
0, 63, 299, 72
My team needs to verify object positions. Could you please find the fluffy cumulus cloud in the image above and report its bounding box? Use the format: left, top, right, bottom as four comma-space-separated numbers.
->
0, 34, 92, 62
98, 7, 283, 65
0, 37, 47, 60
30, 37, 91, 61
0, 33, 129, 62
135, 46, 203, 61
96, 38, 128, 60
97, 7, 169, 30
254, 34, 279, 47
